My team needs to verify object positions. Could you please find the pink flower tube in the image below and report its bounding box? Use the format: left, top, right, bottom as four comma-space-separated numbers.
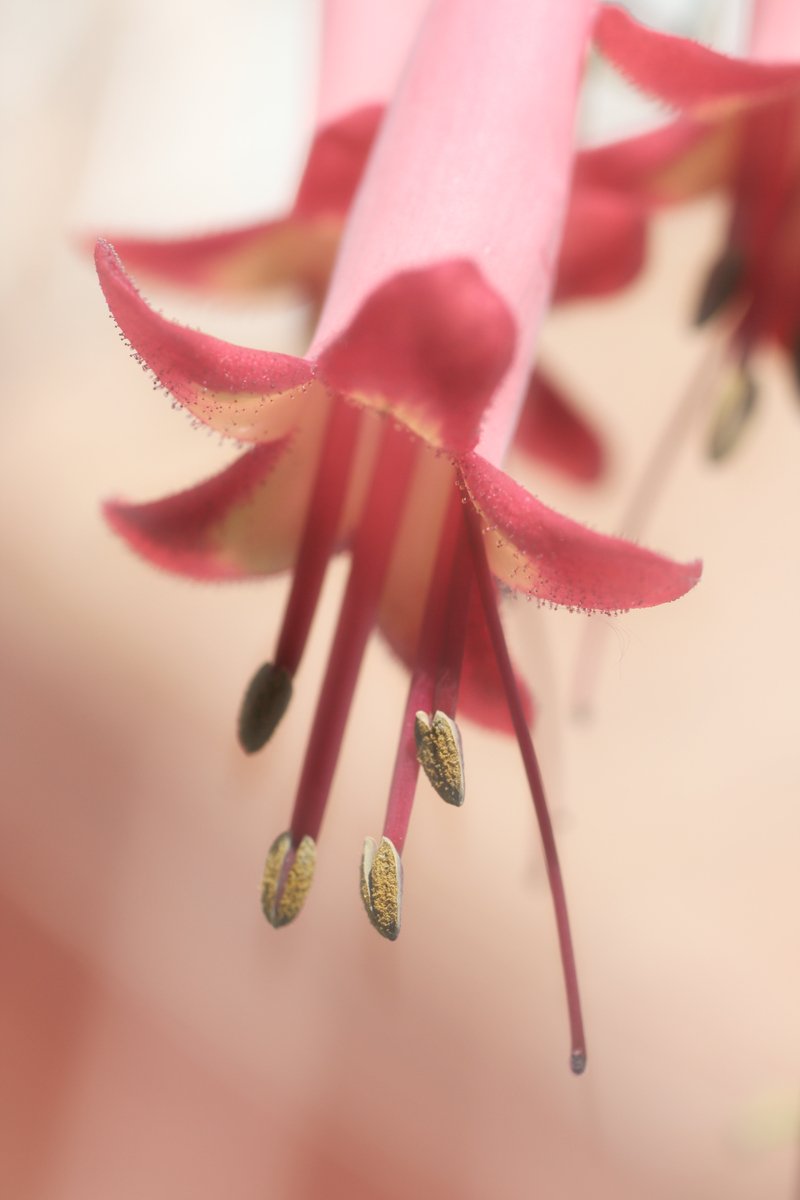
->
96, 0, 701, 1073
104, 0, 429, 296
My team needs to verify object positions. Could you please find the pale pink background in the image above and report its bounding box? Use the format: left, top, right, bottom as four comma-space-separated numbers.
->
1, 2, 798, 1197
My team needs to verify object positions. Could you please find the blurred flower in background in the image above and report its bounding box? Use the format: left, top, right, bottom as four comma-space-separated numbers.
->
1, 2, 799, 1199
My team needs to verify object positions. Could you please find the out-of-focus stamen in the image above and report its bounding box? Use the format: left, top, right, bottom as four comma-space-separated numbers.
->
261, 831, 316, 927
571, 334, 730, 718
461, 477, 587, 1075
238, 662, 293, 753
360, 835, 402, 940
706, 360, 757, 460
694, 248, 743, 325
414, 710, 465, 806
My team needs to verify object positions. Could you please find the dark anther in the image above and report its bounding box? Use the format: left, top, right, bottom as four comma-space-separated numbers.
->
694, 248, 744, 326
238, 662, 293, 754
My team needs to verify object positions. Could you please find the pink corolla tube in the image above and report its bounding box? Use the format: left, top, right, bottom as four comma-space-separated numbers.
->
105, 0, 430, 296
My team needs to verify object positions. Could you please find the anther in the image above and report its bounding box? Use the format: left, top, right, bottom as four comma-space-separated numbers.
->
414, 710, 465, 806
261, 831, 316, 927
238, 662, 293, 753
570, 1049, 587, 1076
360, 835, 402, 940
706, 363, 757, 461
694, 248, 743, 326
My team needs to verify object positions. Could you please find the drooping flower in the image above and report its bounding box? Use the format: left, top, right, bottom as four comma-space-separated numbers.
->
96, 0, 701, 1072
101, 0, 653, 485
104, 0, 428, 300
587, 1, 800, 458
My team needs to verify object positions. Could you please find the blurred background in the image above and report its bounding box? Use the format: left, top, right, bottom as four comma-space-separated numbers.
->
2, 1, 799, 1197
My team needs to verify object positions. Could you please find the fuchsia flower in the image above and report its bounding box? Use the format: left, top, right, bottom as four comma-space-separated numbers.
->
105, 0, 427, 301
587, 1, 800, 457
104, 0, 654, 485
96, 0, 701, 1072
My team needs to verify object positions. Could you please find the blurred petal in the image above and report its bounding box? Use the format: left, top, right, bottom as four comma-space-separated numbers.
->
457, 590, 535, 733
104, 107, 382, 295
596, 6, 800, 116
515, 369, 605, 483
461, 454, 702, 611
554, 187, 646, 301
576, 118, 738, 203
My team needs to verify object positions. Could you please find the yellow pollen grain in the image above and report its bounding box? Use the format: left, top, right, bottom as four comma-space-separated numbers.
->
360, 836, 402, 941
414, 710, 465, 806
261, 832, 316, 927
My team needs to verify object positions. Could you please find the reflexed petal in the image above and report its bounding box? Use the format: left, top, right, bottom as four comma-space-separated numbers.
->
95, 240, 319, 441
317, 261, 516, 453
514, 369, 605, 483
596, 6, 800, 116
554, 187, 647, 301
104, 435, 316, 580
461, 454, 702, 611
581, 118, 738, 205
102, 108, 383, 296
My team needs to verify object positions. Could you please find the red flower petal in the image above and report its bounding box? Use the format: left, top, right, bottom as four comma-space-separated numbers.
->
95, 240, 318, 441
514, 369, 606, 483
576, 118, 736, 204
317, 261, 516, 454
104, 435, 315, 580
596, 5, 800, 115
555, 186, 647, 301
98, 107, 382, 297
457, 589, 535, 734
293, 105, 382, 217
460, 453, 701, 611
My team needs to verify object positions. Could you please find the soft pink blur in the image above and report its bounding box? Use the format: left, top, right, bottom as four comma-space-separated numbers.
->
2, 3, 799, 1199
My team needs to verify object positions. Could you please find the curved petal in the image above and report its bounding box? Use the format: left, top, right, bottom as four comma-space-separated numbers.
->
316, 261, 516, 453
95, 240, 320, 441
101, 107, 383, 297
104, 436, 315, 580
460, 454, 702, 611
514, 368, 606, 483
575, 118, 738, 204
554, 186, 647, 301
596, 6, 800, 116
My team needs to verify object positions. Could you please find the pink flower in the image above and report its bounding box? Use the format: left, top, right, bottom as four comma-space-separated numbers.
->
96, 0, 701, 1072
103, 0, 632, 484
586, 1, 800, 456
103, 0, 427, 299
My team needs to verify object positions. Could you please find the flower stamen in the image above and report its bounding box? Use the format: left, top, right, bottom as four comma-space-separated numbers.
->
262, 423, 417, 921
360, 835, 402, 940
414, 711, 465, 807
237, 398, 361, 752
461, 472, 587, 1075
261, 831, 316, 928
